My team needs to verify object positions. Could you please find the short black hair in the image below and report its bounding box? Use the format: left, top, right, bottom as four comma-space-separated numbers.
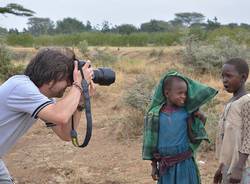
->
24, 48, 75, 87
163, 76, 186, 92
225, 58, 249, 78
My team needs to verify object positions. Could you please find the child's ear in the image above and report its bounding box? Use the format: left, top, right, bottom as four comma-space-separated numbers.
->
164, 89, 169, 98
241, 73, 247, 82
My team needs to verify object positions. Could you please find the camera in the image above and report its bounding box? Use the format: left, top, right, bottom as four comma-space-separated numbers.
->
78, 60, 115, 86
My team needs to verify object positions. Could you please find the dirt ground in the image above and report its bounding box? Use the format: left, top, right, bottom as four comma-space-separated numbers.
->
3, 47, 219, 184
3, 99, 218, 184
4, 119, 218, 184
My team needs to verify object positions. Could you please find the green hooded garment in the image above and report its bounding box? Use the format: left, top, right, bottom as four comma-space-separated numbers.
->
142, 70, 218, 160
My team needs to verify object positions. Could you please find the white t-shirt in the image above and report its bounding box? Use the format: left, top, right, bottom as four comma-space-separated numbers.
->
0, 75, 54, 157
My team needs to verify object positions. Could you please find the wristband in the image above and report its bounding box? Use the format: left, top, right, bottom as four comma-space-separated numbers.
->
72, 82, 83, 94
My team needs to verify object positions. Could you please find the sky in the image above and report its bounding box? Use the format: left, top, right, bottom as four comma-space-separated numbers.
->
1, 0, 250, 31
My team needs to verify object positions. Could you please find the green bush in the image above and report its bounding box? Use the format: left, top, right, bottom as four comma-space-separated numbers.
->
6, 33, 34, 47
91, 48, 118, 66
182, 36, 250, 74
0, 44, 24, 81
5, 32, 183, 47
77, 40, 88, 55
123, 74, 156, 112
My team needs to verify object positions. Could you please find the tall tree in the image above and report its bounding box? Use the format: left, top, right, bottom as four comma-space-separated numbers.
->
206, 17, 220, 30
27, 17, 54, 35
55, 18, 86, 34
174, 12, 205, 27
101, 20, 112, 33
140, 20, 170, 32
0, 3, 34, 16
86, 20, 92, 31
113, 24, 137, 34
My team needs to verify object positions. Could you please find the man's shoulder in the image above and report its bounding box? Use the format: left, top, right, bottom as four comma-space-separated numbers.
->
8, 75, 31, 84
1, 75, 39, 96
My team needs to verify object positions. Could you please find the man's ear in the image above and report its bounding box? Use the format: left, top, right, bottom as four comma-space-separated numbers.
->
48, 80, 56, 89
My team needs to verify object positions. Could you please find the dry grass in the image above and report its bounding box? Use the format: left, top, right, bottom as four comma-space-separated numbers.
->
5, 46, 228, 183
9, 46, 225, 143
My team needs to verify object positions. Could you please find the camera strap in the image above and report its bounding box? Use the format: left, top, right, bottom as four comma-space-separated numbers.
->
70, 78, 92, 148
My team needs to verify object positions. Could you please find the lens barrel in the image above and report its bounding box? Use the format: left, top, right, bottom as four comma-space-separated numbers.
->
78, 60, 115, 86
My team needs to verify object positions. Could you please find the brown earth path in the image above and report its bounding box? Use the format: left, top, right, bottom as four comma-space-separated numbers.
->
3, 46, 219, 184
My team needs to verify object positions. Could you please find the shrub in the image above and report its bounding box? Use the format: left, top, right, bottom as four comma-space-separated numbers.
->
182, 36, 250, 74
0, 44, 25, 81
123, 74, 156, 112
91, 48, 118, 66
77, 40, 88, 55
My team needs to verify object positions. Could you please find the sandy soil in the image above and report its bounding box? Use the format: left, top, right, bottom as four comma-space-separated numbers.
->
3, 46, 219, 184
4, 114, 218, 184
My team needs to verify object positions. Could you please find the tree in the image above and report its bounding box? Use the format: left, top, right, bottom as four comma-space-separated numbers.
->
140, 20, 170, 32
55, 18, 86, 34
8, 28, 19, 34
206, 17, 220, 31
113, 24, 137, 34
0, 3, 34, 16
101, 21, 112, 33
0, 27, 8, 35
227, 23, 238, 28
86, 20, 92, 31
27, 17, 54, 35
174, 12, 205, 27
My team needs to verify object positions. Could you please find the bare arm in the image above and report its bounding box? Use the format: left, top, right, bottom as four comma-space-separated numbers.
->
37, 61, 94, 141
51, 108, 82, 141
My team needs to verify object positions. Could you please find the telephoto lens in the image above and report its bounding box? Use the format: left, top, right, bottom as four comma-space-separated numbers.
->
78, 60, 115, 86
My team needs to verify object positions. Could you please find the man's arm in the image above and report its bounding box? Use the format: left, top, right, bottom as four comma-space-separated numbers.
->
50, 108, 82, 141
38, 85, 82, 125
37, 61, 94, 141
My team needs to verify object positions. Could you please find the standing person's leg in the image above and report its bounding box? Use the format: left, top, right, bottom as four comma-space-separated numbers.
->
0, 159, 14, 184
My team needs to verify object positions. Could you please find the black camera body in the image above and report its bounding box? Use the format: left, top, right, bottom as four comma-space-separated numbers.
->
78, 60, 115, 86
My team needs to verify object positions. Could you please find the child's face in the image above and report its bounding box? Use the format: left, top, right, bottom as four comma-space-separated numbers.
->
164, 80, 187, 107
221, 64, 242, 93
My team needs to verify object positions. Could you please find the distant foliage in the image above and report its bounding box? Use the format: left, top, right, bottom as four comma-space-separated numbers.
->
5, 32, 182, 47
91, 48, 118, 66
0, 44, 24, 81
207, 27, 250, 46
182, 36, 250, 73
6, 33, 34, 47
123, 74, 156, 112
117, 74, 157, 139
77, 40, 89, 55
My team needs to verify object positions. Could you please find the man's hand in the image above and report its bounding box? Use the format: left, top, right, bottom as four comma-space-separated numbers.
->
229, 166, 243, 183
73, 60, 83, 84
89, 81, 96, 97
82, 60, 94, 84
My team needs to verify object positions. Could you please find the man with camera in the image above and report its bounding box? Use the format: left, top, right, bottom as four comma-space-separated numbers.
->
0, 48, 95, 183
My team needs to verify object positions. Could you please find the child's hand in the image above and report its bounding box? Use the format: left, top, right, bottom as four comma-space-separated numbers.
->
213, 167, 222, 184
151, 161, 159, 181
194, 111, 207, 124
229, 166, 243, 183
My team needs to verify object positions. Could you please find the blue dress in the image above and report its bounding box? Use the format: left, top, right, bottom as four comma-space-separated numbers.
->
157, 108, 198, 184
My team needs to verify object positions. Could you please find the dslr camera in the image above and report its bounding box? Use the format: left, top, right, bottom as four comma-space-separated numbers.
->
78, 60, 115, 85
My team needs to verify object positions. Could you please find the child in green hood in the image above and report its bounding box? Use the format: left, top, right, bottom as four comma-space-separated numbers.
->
142, 71, 218, 184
